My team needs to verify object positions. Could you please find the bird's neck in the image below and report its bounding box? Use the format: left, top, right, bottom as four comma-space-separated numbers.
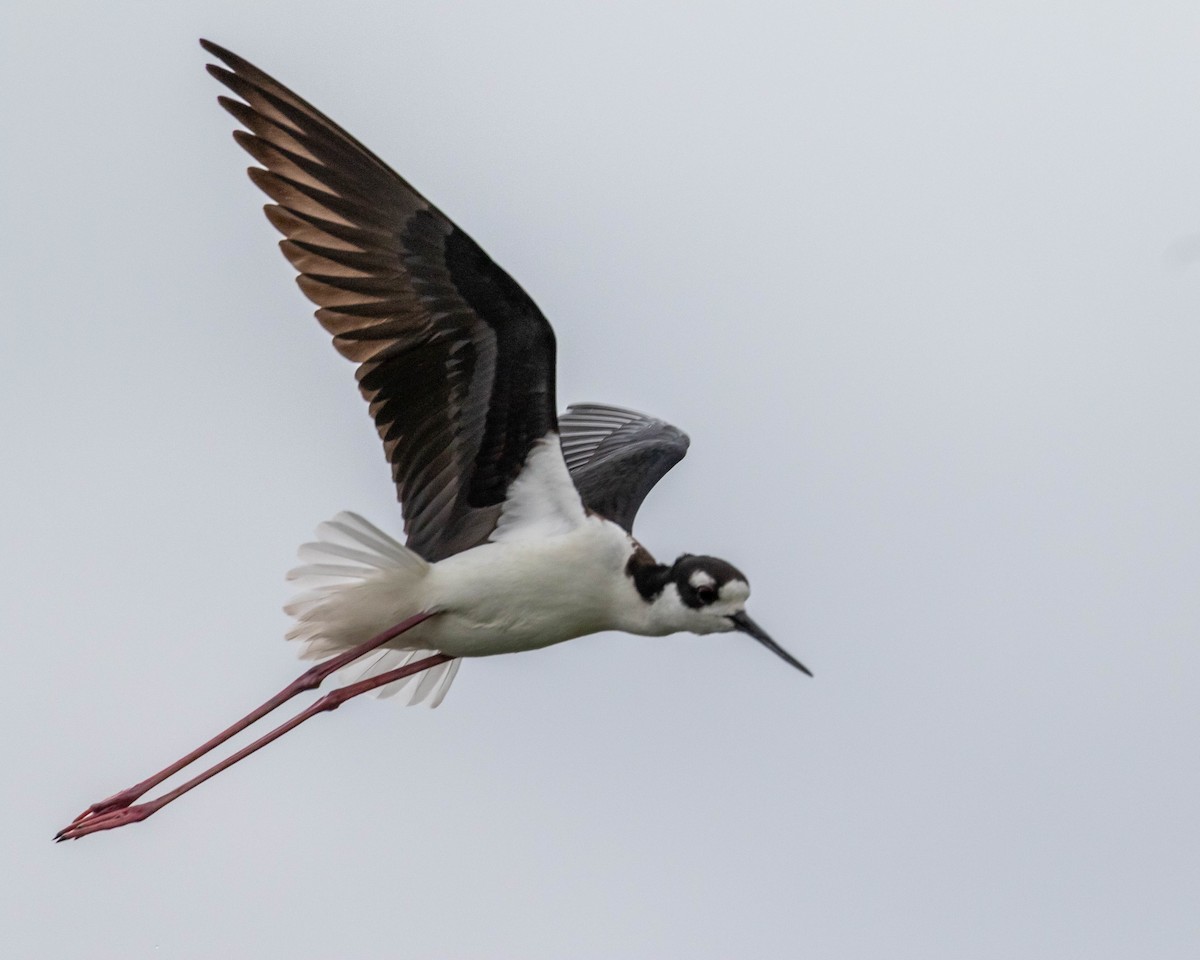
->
625, 542, 671, 602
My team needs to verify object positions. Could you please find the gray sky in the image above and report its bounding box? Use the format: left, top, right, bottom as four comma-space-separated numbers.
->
4, 1, 1199, 956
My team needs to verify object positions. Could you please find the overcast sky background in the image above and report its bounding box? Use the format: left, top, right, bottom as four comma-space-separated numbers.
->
3, 1, 1199, 957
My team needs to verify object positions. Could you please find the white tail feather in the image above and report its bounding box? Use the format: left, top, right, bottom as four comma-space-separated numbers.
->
285, 512, 460, 708
344, 649, 460, 704
426, 658, 460, 707
317, 513, 416, 564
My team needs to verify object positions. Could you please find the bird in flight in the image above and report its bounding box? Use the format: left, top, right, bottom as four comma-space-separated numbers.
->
57, 40, 811, 841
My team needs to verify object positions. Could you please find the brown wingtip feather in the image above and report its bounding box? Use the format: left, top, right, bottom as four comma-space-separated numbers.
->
200, 39, 263, 82
202, 39, 560, 563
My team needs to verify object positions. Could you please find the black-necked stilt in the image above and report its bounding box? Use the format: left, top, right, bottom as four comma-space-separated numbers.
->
57, 40, 810, 842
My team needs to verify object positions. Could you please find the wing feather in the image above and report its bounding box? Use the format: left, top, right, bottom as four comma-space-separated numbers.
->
203, 40, 560, 560
558, 403, 690, 532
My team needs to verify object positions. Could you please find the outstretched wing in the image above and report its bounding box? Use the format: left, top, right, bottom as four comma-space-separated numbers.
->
203, 40, 562, 561
559, 403, 690, 532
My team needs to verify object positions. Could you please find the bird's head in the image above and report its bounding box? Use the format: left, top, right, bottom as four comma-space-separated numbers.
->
654, 554, 812, 677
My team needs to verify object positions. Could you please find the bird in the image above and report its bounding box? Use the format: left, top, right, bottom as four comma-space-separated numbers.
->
56, 39, 811, 841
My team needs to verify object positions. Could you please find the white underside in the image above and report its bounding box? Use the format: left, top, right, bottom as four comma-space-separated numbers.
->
285, 513, 460, 706
284, 436, 645, 707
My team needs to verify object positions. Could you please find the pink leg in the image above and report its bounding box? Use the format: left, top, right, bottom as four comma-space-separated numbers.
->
58, 611, 438, 836
56, 651, 453, 840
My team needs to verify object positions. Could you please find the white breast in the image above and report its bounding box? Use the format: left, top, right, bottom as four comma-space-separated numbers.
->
423, 515, 637, 656
285, 504, 649, 673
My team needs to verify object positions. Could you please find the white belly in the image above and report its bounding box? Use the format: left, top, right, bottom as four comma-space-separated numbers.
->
286, 510, 645, 661
421, 517, 634, 656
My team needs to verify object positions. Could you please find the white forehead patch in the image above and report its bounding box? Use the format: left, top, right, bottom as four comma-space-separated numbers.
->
719, 579, 750, 605
688, 570, 716, 589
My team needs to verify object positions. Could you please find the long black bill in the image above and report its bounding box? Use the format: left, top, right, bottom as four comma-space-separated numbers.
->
730, 611, 813, 677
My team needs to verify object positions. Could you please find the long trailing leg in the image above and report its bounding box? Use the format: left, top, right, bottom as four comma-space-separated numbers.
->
57, 651, 454, 840
60, 611, 439, 833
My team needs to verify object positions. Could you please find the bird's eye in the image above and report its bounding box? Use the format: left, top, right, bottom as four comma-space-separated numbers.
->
697, 585, 718, 605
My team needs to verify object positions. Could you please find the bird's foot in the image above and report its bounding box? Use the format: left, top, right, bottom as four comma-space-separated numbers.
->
66, 786, 145, 827
55, 801, 159, 841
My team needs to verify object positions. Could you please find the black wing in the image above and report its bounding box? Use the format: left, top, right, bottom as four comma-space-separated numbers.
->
202, 41, 558, 561
559, 403, 690, 532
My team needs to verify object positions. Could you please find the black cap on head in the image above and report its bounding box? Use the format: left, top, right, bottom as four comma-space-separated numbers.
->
670, 554, 748, 609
